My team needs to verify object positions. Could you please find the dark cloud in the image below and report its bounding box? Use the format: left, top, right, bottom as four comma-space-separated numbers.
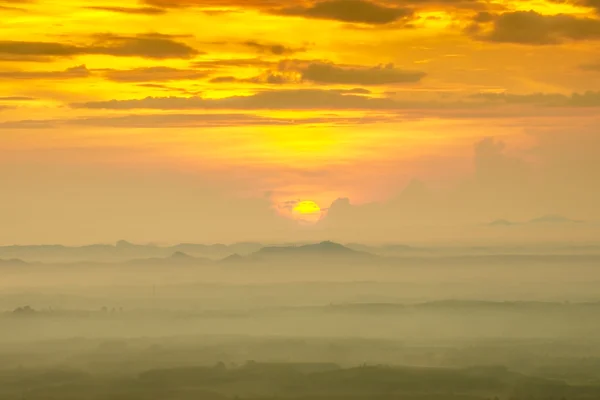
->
0, 5, 25, 11
0, 65, 90, 79
471, 92, 567, 105
0, 35, 200, 60
0, 96, 36, 101
209, 60, 425, 86
133, 83, 202, 96
251, 71, 296, 84
276, 0, 413, 25
0, 113, 384, 129
70, 89, 600, 112
143, 0, 492, 15
567, 0, 600, 13
85, 6, 167, 15
0, 0, 31, 10
472, 91, 600, 106
71, 90, 398, 110
191, 58, 275, 68
210, 70, 301, 84
280, 59, 426, 85
337, 88, 372, 94
242, 41, 305, 55
385, 0, 494, 11
473, 11, 494, 23
143, 0, 280, 7
471, 11, 600, 44
210, 76, 238, 83
580, 62, 600, 71
101, 67, 208, 82
0, 54, 55, 62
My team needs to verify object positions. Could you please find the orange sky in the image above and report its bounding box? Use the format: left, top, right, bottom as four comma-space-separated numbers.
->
1, 0, 600, 243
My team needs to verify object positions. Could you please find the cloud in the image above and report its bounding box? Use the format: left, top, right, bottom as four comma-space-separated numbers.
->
242, 41, 305, 55
71, 90, 399, 110
210, 70, 301, 84
0, 113, 385, 129
0, 96, 36, 101
209, 59, 425, 86
581, 62, 600, 71
0, 35, 200, 60
385, 0, 494, 11
337, 88, 372, 94
276, 0, 413, 25
280, 59, 426, 85
570, 0, 600, 12
191, 58, 275, 68
71, 89, 600, 111
472, 91, 600, 106
84, 6, 167, 15
142, 0, 491, 15
0, 0, 31, 10
209, 76, 238, 83
0, 4, 24, 11
473, 11, 494, 23
0, 65, 90, 79
101, 67, 208, 82
320, 137, 530, 231
142, 0, 284, 7
473, 137, 528, 188
470, 11, 600, 44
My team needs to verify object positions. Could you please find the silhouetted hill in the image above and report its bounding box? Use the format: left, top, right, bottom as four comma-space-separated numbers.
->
529, 214, 583, 224
170, 251, 195, 260
133, 363, 582, 399
242, 241, 377, 265
255, 241, 373, 257
0, 241, 266, 263
127, 253, 212, 266
0, 258, 28, 266
219, 253, 244, 264
488, 219, 515, 227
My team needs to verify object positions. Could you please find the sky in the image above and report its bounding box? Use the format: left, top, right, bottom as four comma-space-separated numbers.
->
1, 0, 599, 244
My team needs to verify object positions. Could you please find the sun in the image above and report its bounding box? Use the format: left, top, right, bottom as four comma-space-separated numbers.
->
292, 200, 322, 224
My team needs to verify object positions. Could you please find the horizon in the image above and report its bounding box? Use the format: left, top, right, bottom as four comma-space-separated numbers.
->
3, 3, 600, 399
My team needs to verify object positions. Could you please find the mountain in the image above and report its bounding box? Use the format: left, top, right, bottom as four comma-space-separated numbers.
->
127, 252, 212, 266
0, 241, 267, 263
219, 253, 244, 264
169, 251, 195, 260
0, 258, 28, 266
244, 241, 377, 265
486, 215, 584, 227
255, 241, 361, 256
529, 214, 583, 224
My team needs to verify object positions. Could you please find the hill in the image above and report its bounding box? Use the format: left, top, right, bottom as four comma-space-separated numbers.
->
237, 241, 378, 266
126, 252, 212, 267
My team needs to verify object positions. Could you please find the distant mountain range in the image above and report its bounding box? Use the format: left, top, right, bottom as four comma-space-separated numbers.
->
225, 241, 377, 266
487, 214, 585, 227
0, 241, 265, 263
253, 241, 370, 257
4, 240, 600, 268
6, 239, 562, 266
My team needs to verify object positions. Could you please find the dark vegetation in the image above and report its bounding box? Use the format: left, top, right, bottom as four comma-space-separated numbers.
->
2, 335, 600, 399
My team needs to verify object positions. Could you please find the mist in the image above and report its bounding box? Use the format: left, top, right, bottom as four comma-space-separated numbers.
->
2, 240, 600, 399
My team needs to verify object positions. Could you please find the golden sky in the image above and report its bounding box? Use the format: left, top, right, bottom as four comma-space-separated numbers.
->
1, 0, 600, 243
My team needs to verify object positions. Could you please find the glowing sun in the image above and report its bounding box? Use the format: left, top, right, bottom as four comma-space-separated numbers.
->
292, 200, 322, 224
